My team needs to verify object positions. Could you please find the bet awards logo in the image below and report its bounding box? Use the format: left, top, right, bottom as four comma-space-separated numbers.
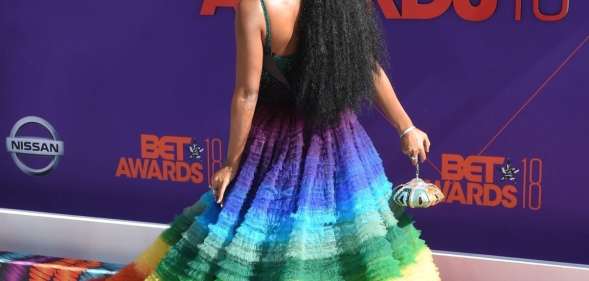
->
200, 0, 569, 22
115, 134, 224, 185
5, 116, 64, 176
429, 153, 543, 210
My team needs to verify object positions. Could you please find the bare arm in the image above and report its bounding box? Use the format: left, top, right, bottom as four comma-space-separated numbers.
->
225, 0, 264, 168
210, 0, 264, 204
372, 64, 414, 135
365, 0, 414, 134
372, 64, 431, 165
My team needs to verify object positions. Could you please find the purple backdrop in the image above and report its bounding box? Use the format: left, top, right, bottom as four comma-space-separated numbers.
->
1, 0, 588, 265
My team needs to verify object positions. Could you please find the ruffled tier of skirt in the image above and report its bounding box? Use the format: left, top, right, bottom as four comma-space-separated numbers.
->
95, 106, 441, 281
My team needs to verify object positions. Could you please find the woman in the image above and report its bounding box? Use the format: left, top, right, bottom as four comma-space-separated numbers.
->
93, 0, 441, 280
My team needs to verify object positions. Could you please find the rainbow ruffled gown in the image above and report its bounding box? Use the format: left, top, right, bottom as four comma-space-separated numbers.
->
92, 15, 441, 280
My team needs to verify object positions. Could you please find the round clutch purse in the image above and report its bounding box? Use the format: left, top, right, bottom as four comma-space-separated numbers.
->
391, 162, 445, 208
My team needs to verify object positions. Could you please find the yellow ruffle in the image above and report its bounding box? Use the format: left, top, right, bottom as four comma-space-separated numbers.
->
388, 246, 441, 281
135, 236, 171, 276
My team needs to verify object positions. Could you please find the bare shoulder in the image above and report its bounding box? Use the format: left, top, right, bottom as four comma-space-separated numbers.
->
236, 0, 263, 20
235, 0, 264, 33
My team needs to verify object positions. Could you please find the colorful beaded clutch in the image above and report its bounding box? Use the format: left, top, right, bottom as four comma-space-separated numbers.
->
391, 162, 445, 208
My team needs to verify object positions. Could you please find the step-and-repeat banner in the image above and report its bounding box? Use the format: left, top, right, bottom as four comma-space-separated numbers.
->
1, 0, 587, 265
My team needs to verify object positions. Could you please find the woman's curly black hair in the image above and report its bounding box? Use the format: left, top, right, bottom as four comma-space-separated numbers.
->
290, 0, 390, 130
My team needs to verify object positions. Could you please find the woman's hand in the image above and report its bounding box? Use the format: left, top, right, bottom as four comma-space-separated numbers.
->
400, 127, 431, 166
209, 164, 239, 206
